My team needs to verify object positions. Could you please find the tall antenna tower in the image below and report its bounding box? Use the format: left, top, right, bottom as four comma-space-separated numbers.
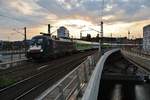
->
99, 0, 105, 54
100, 0, 104, 38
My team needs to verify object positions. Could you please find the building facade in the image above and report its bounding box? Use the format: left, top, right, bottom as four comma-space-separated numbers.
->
143, 25, 150, 51
57, 26, 69, 38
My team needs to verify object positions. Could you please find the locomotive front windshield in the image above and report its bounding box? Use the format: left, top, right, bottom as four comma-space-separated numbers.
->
31, 37, 44, 46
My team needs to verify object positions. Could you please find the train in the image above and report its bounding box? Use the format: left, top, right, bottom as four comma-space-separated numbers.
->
26, 34, 99, 60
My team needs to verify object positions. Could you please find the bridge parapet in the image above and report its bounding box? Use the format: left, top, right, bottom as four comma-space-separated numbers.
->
36, 52, 100, 100
81, 49, 119, 100
0, 58, 27, 69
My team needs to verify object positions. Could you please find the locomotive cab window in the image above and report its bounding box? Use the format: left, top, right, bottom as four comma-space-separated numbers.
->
31, 37, 44, 45
37, 39, 43, 45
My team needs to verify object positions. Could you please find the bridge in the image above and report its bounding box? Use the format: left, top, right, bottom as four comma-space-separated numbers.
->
0, 48, 150, 100
83, 49, 150, 100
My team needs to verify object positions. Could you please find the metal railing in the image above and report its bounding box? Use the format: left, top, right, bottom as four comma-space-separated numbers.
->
0, 49, 25, 60
36, 52, 99, 100
0, 49, 25, 55
122, 48, 150, 59
0, 58, 27, 69
82, 49, 120, 100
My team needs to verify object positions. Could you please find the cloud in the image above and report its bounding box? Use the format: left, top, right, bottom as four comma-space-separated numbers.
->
103, 0, 150, 23
1, 0, 149, 25
37, 0, 150, 24
0, 0, 150, 40
0, 0, 56, 27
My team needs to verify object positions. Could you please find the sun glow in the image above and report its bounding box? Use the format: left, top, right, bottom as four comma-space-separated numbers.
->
55, 19, 93, 27
27, 18, 150, 39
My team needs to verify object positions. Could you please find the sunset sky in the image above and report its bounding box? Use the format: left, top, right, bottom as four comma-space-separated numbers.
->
0, 0, 150, 41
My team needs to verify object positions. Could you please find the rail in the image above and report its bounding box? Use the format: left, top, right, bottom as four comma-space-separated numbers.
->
0, 58, 27, 69
36, 52, 99, 100
82, 49, 120, 100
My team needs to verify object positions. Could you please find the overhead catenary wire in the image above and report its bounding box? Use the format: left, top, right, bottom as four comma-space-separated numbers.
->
0, 13, 57, 36
0, 13, 57, 28
0, 10, 87, 31
0, 14, 22, 23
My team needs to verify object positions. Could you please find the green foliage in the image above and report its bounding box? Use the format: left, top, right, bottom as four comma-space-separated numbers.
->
75, 42, 92, 50
102, 44, 111, 48
0, 76, 16, 88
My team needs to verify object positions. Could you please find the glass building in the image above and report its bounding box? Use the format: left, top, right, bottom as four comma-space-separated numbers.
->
143, 25, 150, 51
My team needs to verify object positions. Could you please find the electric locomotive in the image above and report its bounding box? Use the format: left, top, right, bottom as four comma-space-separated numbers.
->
27, 34, 100, 60
27, 35, 75, 59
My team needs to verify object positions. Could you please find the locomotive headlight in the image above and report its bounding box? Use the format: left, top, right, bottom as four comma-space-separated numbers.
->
40, 49, 43, 52
27, 49, 30, 52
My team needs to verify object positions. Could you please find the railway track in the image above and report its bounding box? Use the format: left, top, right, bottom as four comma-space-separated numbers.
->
0, 50, 96, 100
0, 51, 95, 82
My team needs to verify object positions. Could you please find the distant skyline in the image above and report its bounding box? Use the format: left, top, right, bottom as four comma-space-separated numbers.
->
0, 0, 150, 41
